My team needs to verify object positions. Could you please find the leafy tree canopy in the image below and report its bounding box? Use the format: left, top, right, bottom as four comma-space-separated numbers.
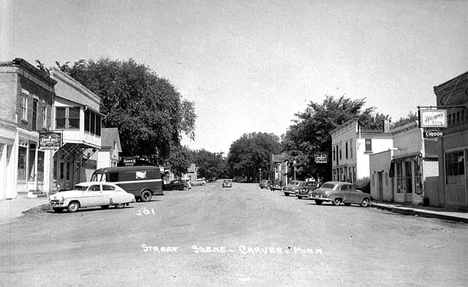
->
227, 132, 281, 182
391, 111, 418, 128
55, 58, 196, 167
190, 149, 227, 181
282, 95, 390, 181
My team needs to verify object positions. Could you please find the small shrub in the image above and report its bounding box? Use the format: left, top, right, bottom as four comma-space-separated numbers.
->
355, 177, 370, 194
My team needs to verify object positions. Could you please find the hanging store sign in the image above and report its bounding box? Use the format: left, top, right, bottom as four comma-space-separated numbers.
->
39, 132, 62, 150
419, 109, 447, 128
314, 153, 328, 164
424, 130, 443, 138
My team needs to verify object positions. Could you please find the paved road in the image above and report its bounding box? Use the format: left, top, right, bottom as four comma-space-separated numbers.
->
1, 182, 467, 287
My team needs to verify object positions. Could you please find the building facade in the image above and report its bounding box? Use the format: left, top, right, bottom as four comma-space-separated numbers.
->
97, 128, 121, 169
0, 58, 56, 199
330, 118, 393, 183
50, 68, 102, 191
370, 121, 439, 205
433, 71, 468, 210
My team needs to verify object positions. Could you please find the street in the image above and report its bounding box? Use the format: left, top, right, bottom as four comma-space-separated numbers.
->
1, 182, 467, 287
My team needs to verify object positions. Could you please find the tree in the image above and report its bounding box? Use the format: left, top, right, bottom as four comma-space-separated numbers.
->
190, 149, 227, 180
282, 95, 389, 181
54, 58, 196, 168
227, 132, 281, 182
167, 146, 193, 177
391, 111, 418, 128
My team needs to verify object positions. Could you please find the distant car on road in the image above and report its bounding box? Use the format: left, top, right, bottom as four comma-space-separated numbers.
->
259, 180, 272, 189
49, 182, 136, 213
164, 180, 190, 190
309, 181, 371, 207
194, 178, 206, 186
296, 181, 321, 199
283, 180, 306, 196
222, 179, 233, 188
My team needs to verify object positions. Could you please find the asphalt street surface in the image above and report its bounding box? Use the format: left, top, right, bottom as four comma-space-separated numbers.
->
1, 182, 467, 287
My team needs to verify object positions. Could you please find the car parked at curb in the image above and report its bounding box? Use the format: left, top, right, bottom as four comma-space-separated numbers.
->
164, 179, 190, 190
267, 180, 282, 191
296, 181, 321, 199
282, 180, 306, 196
259, 180, 272, 189
49, 182, 136, 213
309, 181, 371, 207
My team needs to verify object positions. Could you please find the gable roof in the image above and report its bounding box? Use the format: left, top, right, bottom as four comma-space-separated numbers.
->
101, 128, 121, 151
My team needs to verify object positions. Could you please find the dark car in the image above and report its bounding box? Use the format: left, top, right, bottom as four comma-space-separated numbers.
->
296, 181, 320, 199
282, 180, 306, 196
309, 181, 371, 207
222, 179, 233, 188
267, 180, 282, 191
164, 179, 189, 191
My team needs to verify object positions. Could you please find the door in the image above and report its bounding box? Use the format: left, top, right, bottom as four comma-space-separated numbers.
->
81, 184, 106, 207
378, 171, 383, 200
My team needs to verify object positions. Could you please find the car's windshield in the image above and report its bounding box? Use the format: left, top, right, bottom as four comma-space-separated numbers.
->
73, 185, 87, 191
321, 183, 335, 189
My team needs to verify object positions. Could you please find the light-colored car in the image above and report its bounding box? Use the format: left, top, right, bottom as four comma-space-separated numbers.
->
283, 180, 306, 196
222, 179, 232, 188
309, 181, 370, 207
49, 182, 136, 213
195, 178, 206, 186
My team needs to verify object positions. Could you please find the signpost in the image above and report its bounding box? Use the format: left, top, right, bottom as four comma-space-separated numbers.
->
314, 153, 327, 164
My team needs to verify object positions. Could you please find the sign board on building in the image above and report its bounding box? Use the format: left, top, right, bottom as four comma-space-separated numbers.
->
424, 130, 444, 138
314, 153, 328, 164
39, 131, 62, 150
122, 157, 136, 166
419, 109, 447, 128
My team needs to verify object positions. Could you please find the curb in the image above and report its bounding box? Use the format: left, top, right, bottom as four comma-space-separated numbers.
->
21, 203, 50, 214
371, 203, 468, 223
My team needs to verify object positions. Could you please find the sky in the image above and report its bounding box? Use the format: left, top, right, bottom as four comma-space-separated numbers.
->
5, 0, 468, 154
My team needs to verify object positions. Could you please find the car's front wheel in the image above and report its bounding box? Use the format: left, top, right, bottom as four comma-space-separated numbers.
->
67, 201, 80, 213
360, 198, 370, 207
140, 190, 152, 202
332, 198, 341, 206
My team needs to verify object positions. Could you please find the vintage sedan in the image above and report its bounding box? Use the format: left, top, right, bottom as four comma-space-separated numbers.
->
164, 179, 189, 190
49, 182, 136, 213
296, 181, 321, 199
309, 181, 371, 207
222, 179, 233, 188
259, 180, 272, 189
267, 180, 283, 191
282, 180, 306, 196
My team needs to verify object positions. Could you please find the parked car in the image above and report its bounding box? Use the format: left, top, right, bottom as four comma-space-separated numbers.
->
164, 180, 189, 190
309, 181, 371, 207
296, 181, 321, 199
259, 180, 272, 189
283, 180, 306, 196
195, 178, 206, 186
267, 180, 282, 191
49, 182, 136, 213
222, 179, 233, 188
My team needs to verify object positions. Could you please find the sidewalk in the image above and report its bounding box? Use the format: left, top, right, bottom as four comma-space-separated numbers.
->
371, 201, 468, 223
0, 197, 49, 225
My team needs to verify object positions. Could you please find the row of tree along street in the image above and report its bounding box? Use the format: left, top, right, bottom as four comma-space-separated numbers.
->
38, 58, 417, 182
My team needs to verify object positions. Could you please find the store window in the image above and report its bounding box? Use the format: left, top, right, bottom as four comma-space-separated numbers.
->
446, 150, 465, 184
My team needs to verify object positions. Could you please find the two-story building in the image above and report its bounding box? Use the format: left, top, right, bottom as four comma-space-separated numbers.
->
0, 58, 56, 199
433, 71, 468, 211
330, 118, 393, 183
49, 68, 102, 191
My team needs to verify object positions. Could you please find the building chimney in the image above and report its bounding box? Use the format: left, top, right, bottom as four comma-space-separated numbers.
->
383, 119, 390, 133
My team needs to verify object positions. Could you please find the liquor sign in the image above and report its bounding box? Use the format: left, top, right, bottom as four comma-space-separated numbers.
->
424, 130, 443, 138
39, 131, 62, 150
122, 157, 136, 166
314, 153, 328, 164
419, 109, 447, 128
